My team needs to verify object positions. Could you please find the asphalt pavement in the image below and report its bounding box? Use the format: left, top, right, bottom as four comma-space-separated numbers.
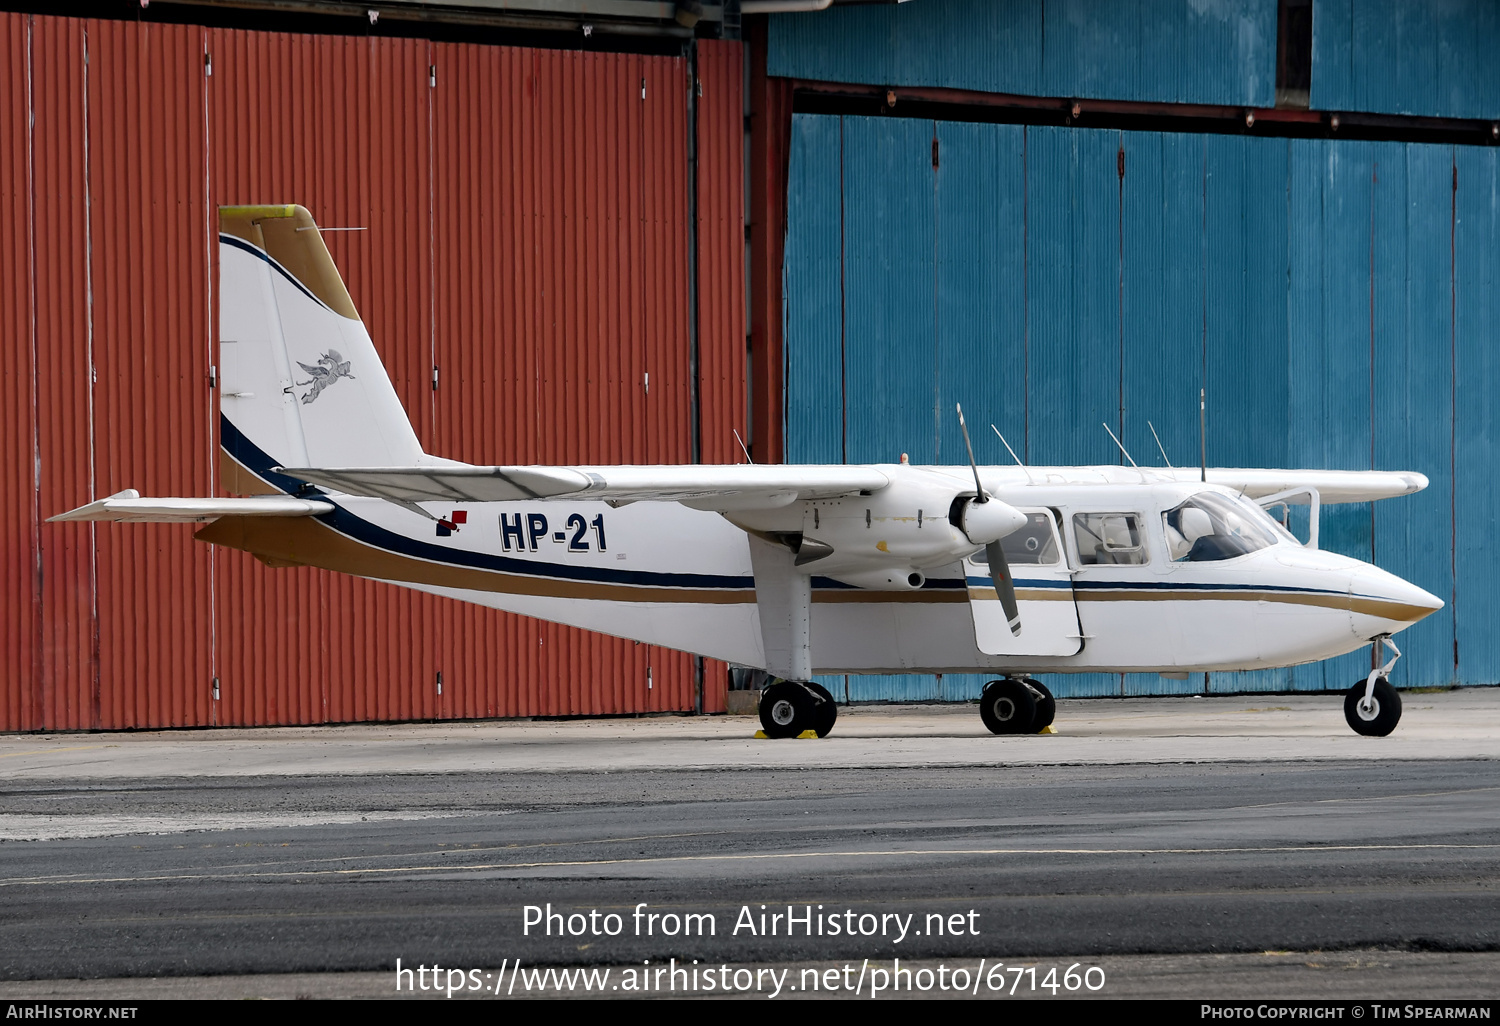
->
0, 690, 1497, 999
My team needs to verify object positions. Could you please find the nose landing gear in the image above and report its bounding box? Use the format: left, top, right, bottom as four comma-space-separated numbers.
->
979, 677, 1055, 735
1344, 634, 1403, 737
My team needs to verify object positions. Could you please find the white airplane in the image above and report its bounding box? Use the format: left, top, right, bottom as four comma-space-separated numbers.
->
51, 205, 1443, 740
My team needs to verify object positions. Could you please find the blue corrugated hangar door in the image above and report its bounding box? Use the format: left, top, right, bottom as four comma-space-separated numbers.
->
784, 113, 1494, 701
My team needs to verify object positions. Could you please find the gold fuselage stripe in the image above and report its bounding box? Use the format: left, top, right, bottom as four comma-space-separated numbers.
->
206, 452, 1418, 620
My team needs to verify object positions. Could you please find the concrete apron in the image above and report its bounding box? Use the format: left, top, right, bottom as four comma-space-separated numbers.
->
1, 688, 1497, 780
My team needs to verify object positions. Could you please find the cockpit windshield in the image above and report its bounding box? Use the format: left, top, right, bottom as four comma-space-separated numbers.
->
1163, 492, 1280, 562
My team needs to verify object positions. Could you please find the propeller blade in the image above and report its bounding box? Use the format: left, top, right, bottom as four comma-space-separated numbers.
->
956, 403, 987, 501
985, 540, 1022, 636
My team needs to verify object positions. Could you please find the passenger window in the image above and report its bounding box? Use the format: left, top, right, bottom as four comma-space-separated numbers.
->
970, 512, 1060, 566
1073, 512, 1147, 566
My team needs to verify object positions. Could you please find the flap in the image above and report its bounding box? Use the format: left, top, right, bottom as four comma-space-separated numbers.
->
274, 464, 892, 510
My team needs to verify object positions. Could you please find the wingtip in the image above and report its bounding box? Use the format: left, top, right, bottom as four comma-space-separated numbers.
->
1401, 472, 1429, 494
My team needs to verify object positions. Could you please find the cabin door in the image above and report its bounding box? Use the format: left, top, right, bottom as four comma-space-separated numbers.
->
968, 509, 1083, 657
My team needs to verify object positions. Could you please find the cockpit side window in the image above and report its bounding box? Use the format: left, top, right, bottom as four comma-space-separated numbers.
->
1072, 513, 1148, 566
970, 511, 1060, 566
1164, 492, 1278, 562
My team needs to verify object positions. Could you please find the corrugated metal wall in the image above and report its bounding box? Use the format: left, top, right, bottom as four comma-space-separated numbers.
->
1, 13, 35, 732
767, 0, 1277, 107
90, 21, 217, 730
784, 113, 1490, 701
1312, 0, 1500, 119
1, 15, 743, 730
696, 40, 747, 466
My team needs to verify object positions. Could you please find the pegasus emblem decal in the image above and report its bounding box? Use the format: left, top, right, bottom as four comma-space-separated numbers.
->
295, 350, 355, 404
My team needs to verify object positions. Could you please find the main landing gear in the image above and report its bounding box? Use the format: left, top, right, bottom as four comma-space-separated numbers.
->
1344, 634, 1403, 737
979, 677, 1055, 735
759, 679, 838, 739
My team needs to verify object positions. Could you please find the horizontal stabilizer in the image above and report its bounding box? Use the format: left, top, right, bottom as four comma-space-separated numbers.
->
48, 489, 334, 523
275, 464, 892, 509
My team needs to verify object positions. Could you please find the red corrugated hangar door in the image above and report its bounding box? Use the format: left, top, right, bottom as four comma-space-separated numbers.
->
2, 16, 743, 730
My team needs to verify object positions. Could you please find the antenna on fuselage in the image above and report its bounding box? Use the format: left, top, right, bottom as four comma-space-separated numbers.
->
732, 428, 753, 464
990, 424, 1037, 486
1102, 422, 1138, 468
1199, 388, 1208, 483
1147, 421, 1174, 469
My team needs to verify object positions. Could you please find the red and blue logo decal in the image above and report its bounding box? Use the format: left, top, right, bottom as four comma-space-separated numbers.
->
436, 510, 467, 537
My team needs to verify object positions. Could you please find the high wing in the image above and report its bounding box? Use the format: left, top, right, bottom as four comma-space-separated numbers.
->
964, 466, 1427, 504
48, 489, 334, 523
275, 464, 893, 511
1198, 468, 1426, 504
273, 463, 1425, 510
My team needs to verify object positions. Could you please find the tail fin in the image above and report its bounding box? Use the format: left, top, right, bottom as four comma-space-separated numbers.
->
218, 205, 424, 493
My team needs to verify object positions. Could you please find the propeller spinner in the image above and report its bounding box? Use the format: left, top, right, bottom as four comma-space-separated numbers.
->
957, 404, 1022, 637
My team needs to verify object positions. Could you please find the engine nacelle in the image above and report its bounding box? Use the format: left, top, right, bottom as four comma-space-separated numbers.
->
773, 470, 1026, 579
829, 568, 926, 591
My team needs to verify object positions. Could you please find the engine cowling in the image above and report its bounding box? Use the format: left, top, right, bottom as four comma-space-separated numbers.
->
956, 494, 1028, 546
783, 472, 1026, 586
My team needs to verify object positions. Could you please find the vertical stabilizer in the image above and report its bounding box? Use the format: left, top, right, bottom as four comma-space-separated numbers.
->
218, 205, 424, 492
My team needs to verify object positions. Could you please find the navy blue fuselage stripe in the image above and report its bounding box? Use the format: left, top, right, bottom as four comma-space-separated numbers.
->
220, 233, 331, 312
220, 417, 1351, 602
965, 574, 1349, 600
223, 418, 970, 591
220, 415, 756, 590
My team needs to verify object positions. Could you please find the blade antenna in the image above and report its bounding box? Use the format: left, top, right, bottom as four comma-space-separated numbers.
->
955, 404, 987, 502
1147, 420, 1174, 469
1199, 388, 1208, 483
732, 428, 753, 464
991, 424, 1037, 486
1102, 422, 1138, 468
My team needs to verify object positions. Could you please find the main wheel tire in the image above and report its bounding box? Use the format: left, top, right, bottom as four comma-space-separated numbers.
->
760, 680, 815, 739
803, 681, 838, 738
1023, 678, 1056, 732
979, 679, 1038, 735
1344, 677, 1402, 737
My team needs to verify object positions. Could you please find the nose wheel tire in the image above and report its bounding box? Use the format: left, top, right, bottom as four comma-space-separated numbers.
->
979, 679, 1038, 735
1344, 677, 1401, 737
759, 680, 837, 738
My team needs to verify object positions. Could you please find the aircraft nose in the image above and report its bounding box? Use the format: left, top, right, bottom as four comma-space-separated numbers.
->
1349, 566, 1444, 632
